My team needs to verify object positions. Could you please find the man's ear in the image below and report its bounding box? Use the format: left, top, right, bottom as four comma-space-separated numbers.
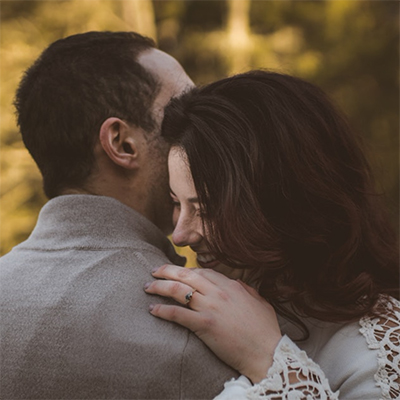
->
99, 117, 140, 170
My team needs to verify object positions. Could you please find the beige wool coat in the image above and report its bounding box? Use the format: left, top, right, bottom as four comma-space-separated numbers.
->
0, 195, 237, 399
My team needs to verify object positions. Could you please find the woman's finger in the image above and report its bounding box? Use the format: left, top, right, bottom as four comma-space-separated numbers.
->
152, 264, 216, 294
191, 267, 237, 287
149, 303, 204, 332
152, 264, 237, 293
144, 279, 202, 308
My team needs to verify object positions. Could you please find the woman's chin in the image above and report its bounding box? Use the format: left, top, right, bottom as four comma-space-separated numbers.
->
197, 258, 244, 280
196, 258, 222, 270
196, 257, 263, 288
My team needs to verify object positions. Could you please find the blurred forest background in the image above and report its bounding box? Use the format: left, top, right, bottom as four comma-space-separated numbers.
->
0, 0, 398, 265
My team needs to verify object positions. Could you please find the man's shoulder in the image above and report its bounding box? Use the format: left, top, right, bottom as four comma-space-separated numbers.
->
0, 243, 171, 308
1, 242, 236, 399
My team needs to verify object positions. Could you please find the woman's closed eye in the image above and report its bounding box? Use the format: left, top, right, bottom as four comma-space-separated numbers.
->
194, 207, 206, 219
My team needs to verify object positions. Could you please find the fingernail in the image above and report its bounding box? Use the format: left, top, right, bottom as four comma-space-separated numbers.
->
144, 282, 151, 290
149, 304, 154, 312
151, 267, 159, 274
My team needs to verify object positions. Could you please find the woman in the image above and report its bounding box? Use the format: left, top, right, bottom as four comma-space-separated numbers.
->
144, 71, 399, 399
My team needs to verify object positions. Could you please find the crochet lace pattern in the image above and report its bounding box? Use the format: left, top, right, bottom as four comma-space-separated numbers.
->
247, 335, 339, 400
359, 296, 400, 400
246, 296, 400, 400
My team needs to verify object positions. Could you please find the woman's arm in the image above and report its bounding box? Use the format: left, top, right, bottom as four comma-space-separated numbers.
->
145, 265, 339, 399
145, 265, 342, 399
214, 335, 339, 400
144, 264, 282, 383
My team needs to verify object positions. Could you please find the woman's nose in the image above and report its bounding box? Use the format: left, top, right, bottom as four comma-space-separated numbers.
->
172, 217, 203, 247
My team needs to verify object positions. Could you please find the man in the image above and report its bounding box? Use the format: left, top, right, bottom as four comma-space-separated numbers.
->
0, 31, 237, 399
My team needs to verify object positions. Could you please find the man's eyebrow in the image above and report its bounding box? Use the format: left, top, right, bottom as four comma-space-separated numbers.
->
170, 189, 199, 203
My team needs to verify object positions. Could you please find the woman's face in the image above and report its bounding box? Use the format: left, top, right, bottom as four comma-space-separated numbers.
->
168, 146, 261, 284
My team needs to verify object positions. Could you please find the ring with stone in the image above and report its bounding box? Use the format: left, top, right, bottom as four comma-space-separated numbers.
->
184, 289, 197, 305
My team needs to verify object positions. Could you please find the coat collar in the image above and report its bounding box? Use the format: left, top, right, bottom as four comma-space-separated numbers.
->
22, 194, 185, 266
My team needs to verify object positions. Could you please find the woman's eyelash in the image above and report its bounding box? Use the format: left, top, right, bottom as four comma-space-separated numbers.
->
195, 208, 207, 218
171, 200, 205, 217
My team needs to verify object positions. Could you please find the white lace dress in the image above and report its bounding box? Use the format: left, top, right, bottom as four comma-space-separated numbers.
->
215, 297, 400, 400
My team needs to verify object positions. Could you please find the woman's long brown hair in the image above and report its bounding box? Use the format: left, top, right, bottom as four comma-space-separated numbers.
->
162, 71, 399, 334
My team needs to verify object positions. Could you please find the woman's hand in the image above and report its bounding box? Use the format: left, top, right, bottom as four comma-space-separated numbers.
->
144, 264, 282, 383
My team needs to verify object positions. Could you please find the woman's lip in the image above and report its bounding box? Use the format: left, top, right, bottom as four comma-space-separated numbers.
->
196, 258, 221, 269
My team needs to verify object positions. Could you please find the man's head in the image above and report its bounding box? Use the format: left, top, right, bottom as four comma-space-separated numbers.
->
14, 31, 193, 233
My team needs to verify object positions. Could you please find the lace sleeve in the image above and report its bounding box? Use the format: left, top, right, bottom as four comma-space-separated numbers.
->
246, 335, 338, 400
359, 296, 400, 400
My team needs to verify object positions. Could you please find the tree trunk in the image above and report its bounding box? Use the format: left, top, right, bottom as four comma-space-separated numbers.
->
226, 0, 252, 73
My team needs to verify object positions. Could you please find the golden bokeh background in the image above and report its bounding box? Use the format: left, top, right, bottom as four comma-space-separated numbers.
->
1, 1, 398, 266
